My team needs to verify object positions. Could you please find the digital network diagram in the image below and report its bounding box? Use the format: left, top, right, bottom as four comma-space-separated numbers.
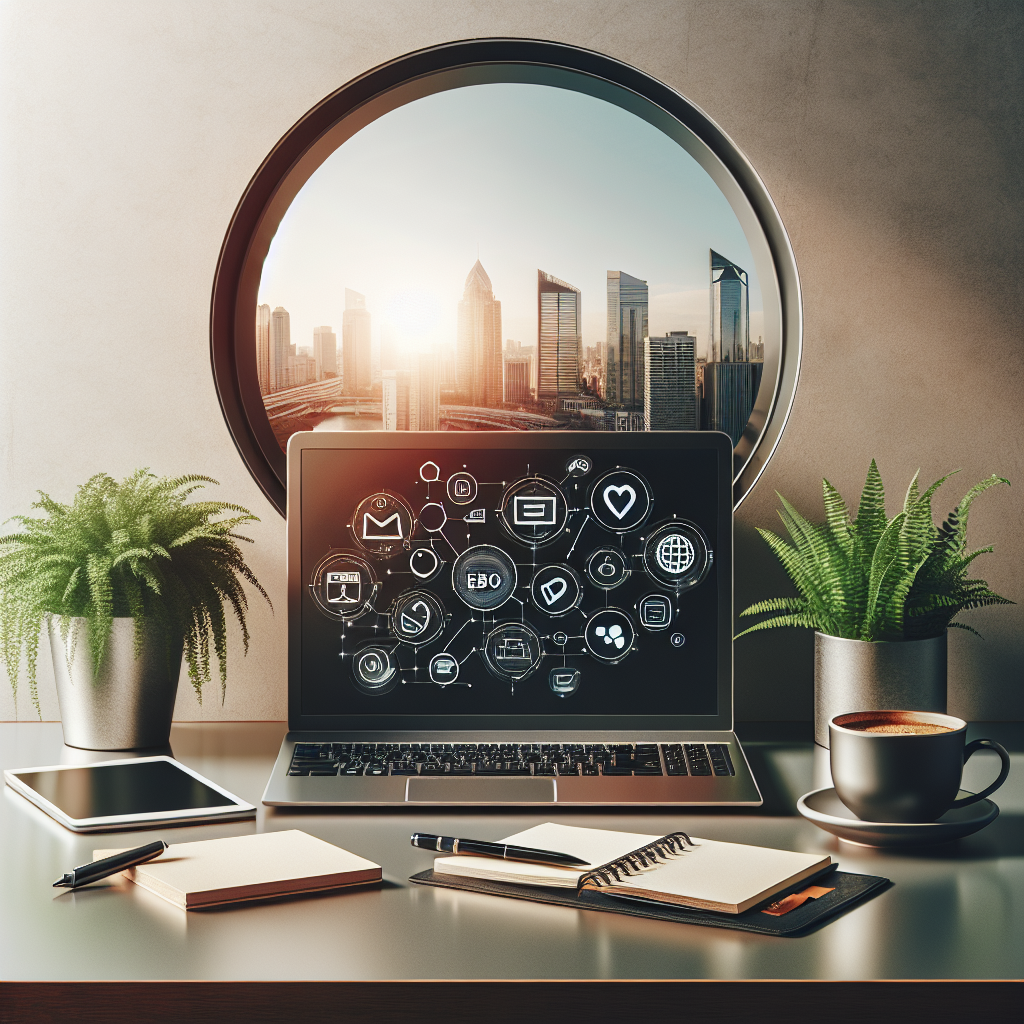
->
299, 442, 723, 717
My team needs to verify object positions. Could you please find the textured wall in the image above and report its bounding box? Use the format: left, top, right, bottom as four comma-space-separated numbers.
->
1, 1, 1020, 722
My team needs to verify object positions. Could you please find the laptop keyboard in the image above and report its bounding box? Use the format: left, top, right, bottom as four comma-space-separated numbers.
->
287, 742, 734, 778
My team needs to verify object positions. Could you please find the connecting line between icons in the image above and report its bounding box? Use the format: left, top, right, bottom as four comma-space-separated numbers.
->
566, 514, 591, 557
458, 647, 478, 665
437, 528, 461, 557
445, 616, 474, 646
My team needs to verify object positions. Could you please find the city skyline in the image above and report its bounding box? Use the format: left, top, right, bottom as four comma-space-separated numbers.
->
257, 82, 764, 368
258, 243, 762, 448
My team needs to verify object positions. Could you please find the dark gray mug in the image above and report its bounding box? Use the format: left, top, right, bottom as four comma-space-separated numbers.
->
830, 710, 1011, 823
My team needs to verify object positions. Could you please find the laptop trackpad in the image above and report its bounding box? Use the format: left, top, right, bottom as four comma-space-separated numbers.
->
405, 777, 556, 803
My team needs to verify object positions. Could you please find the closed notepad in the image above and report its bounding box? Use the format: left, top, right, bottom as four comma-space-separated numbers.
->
95, 829, 381, 910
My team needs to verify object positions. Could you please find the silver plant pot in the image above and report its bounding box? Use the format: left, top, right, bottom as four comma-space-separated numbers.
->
49, 616, 184, 750
813, 631, 947, 748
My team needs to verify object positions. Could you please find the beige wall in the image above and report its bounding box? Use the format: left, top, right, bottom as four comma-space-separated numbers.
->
1, 1, 1020, 723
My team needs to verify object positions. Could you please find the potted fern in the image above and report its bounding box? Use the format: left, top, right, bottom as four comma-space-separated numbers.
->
736, 461, 1011, 747
0, 471, 270, 749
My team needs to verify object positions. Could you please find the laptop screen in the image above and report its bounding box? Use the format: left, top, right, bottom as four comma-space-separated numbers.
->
290, 433, 732, 731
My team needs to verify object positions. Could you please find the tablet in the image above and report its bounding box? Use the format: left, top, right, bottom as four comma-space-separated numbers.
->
3, 755, 257, 832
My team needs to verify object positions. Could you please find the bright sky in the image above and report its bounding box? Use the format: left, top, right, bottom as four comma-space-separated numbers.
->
258, 83, 764, 363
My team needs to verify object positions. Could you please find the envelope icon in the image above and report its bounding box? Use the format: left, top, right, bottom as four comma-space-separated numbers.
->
363, 511, 403, 540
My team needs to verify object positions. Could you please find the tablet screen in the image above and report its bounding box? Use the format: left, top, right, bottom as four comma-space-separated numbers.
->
14, 760, 237, 820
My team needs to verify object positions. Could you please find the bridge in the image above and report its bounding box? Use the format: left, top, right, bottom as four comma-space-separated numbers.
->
262, 378, 377, 420
439, 406, 562, 430
262, 379, 563, 432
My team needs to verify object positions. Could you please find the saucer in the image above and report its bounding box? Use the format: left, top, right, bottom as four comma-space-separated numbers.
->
796, 787, 999, 848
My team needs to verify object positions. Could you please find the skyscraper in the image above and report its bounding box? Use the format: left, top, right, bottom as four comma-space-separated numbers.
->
456, 261, 502, 406
382, 370, 409, 431
706, 250, 756, 445
382, 353, 440, 430
645, 331, 697, 429
312, 325, 337, 381
606, 271, 648, 410
538, 270, 581, 399
342, 288, 371, 394
704, 361, 763, 446
269, 306, 291, 392
256, 303, 271, 395
503, 354, 532, 404
710, 251, 749, 363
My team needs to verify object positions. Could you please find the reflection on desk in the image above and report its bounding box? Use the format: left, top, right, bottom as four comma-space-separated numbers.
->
0, 721, 1020, 986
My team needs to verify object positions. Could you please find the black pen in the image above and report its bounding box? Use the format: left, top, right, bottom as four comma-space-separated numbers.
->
53, 840, 168, 890
410, 833, 589, 867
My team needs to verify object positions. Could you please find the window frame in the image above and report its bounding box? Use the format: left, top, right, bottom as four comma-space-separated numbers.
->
210, 38, 802, 514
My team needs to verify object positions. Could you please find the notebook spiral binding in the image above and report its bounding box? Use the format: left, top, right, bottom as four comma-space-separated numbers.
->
576, 831, 699, 891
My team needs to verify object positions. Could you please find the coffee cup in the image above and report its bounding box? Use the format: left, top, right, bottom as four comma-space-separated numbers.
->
829, 710, 1011, 823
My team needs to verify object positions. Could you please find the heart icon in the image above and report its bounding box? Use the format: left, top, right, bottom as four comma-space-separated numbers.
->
602, 484, 636, 520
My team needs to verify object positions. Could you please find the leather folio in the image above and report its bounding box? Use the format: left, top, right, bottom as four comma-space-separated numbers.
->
409, 866, 891, 937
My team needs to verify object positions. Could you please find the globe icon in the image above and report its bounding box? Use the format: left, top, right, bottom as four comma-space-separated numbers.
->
656, 533, 694, 575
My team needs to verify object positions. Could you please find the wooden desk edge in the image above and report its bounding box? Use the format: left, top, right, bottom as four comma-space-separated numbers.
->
1, 979, 1019, 1023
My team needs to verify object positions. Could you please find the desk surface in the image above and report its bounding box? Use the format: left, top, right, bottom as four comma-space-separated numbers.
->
1, 722, 1021, 983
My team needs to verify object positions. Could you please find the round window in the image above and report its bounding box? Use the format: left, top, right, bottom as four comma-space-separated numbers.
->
211, 40, 801, 514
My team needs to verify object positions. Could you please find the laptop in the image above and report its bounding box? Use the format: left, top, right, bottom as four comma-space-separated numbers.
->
262, 431, 762, 807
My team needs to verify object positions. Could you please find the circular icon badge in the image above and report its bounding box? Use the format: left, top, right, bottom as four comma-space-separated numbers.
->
589, 469, 652, 533
638, 593, 674, 631
500, 476, 568, 547
352, 491, 414, 557
352, 643, 398, 695
584, 608, 636, 664
428, 652, 460, 685
409, 546, 442, 581
529, 564, 583, 617
585, 547, 630, 589
565, 455, 592, 478
309, 552, 377, 620
418, 502, 447, 533
642, 520, 711, 590
446, 471, 478, 505
548, 666, 581, 696
391, 590, 445, 645
482, 622, 542, 681
452, 545, 517, 611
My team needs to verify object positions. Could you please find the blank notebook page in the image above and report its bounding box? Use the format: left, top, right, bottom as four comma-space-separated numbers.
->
607, 837, 828, 911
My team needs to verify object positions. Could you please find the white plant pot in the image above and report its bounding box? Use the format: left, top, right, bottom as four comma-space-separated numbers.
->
49, 616, 183, 750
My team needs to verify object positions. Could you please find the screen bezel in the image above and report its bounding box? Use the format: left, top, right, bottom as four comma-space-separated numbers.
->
288, 431, 734, 732
3, 756, 257, 832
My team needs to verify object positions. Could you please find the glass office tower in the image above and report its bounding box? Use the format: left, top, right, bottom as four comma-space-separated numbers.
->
537, 270, 582, 399
644, 331, 698, 429
456, 260, 503, 407
710, 251, 749, 363
269, 305, 291, 393
342, 288, 372, 395
606, 271, 649, 410
255, 303, 271, 395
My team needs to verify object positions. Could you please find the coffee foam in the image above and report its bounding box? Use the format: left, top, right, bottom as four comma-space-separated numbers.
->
851, 721, 952, 735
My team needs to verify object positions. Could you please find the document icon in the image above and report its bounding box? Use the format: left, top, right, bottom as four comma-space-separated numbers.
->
325, 571, 361, 605
513, 495, 557, 526
362, 511, 403, 540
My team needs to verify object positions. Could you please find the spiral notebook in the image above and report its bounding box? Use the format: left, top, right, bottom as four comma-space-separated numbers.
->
412, 823, 889, 935
430, 823, 831, 913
